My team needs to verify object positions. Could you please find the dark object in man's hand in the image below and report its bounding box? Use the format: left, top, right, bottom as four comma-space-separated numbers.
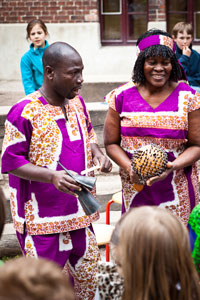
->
57, 161, 101, 215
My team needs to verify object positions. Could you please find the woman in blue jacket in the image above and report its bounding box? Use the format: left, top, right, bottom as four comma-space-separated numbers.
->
20, 19, 49, 95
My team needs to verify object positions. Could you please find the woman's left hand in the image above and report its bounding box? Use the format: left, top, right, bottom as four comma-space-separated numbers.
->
146, 162, 173, 186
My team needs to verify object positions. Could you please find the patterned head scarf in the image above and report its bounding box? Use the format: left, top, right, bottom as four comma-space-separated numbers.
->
137, 34, 176, 54
137, 34, 187, 81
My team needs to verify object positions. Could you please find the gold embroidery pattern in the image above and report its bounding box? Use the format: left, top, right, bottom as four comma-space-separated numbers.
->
162, 36, 174, 50
64, 228, 100, 300
121, 114, 187, 130
10, 190, 24, 234
24, 235, 37, 257
121, 136, 186, 153
24, 198, 99, 235
1, 121, 26, 156
73, 97, 97, 170
187, 92, 200, 112
121, 165, 199, 225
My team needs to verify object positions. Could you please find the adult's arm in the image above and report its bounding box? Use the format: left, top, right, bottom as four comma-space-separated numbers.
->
104, 107, 140, 184
10, 163, 81, 197
147, 109, 200, 186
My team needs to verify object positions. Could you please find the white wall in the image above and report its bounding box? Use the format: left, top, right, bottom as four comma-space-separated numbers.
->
1, 22, 200, 83
0, 23, 137, 83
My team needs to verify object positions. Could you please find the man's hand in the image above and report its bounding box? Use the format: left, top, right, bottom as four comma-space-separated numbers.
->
51, 170, 82, 197
91, 143, 112, 173
183, 46, 191, 57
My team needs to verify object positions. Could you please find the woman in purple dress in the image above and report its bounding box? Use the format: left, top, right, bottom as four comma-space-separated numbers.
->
104, 29, 200, 224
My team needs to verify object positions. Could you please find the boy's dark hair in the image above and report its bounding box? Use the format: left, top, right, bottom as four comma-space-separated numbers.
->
132, 29, 183, 84
172, 22, 193, 38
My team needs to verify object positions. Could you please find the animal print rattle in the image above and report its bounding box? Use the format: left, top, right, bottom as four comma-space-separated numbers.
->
131, 143, 168, 191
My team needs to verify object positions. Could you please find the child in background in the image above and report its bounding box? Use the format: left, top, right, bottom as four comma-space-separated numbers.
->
20, 19, 49, 95
172, 21, 200, 93
0, 257, 75, 300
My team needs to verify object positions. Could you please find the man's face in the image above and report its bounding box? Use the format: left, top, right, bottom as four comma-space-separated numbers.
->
174, 30, 193, 50
52, 52, 84, 100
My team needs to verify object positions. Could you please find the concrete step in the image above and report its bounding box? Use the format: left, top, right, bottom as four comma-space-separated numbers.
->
0, 80, 122, 106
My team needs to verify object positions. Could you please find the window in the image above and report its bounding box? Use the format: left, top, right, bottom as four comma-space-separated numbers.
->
99, 0, 148, 45
167, 0, 200, 42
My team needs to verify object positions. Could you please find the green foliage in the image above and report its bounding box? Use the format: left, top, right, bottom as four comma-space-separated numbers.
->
1, 255, 20, 262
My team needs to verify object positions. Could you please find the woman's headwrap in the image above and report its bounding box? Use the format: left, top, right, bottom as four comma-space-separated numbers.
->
137, 35, 176, 53
137, 34, 187, 81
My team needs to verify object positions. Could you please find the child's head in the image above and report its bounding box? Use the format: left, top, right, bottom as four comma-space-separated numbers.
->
0, 257, 75, 300
26, 19, 48, 48
119, 206, 200, 300
172, 22, 193, 38
0, 187, 6, 239
172, 22, 193, 50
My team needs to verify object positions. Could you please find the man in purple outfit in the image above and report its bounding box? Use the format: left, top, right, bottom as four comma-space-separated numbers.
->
1, 42, 112, 300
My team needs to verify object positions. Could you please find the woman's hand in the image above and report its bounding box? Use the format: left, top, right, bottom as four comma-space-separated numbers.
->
146, 162, 173, 186
128, 164, 142, 184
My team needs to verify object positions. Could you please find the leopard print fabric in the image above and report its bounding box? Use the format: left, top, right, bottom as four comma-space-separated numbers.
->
97, 261, 124, 300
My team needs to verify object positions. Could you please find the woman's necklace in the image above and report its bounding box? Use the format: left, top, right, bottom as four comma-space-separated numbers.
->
39, 88, 68, 122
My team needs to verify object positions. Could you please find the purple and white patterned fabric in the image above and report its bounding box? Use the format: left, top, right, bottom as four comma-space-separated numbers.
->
137, 34, 176, 53
1, 91, 99, 235
106, 81, 200, 224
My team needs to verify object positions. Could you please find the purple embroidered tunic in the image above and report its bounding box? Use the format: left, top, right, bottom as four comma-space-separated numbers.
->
106, 81, 200, 224
1, 91, 99, 235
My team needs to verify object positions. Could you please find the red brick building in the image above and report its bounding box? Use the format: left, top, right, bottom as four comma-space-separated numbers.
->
1, 0, 199, 42
0, 1, 199, 81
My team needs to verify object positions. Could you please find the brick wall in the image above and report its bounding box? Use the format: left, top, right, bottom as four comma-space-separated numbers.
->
149, 0, 166, 22
0, 0, 98, 23
0, 0, 167, 24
